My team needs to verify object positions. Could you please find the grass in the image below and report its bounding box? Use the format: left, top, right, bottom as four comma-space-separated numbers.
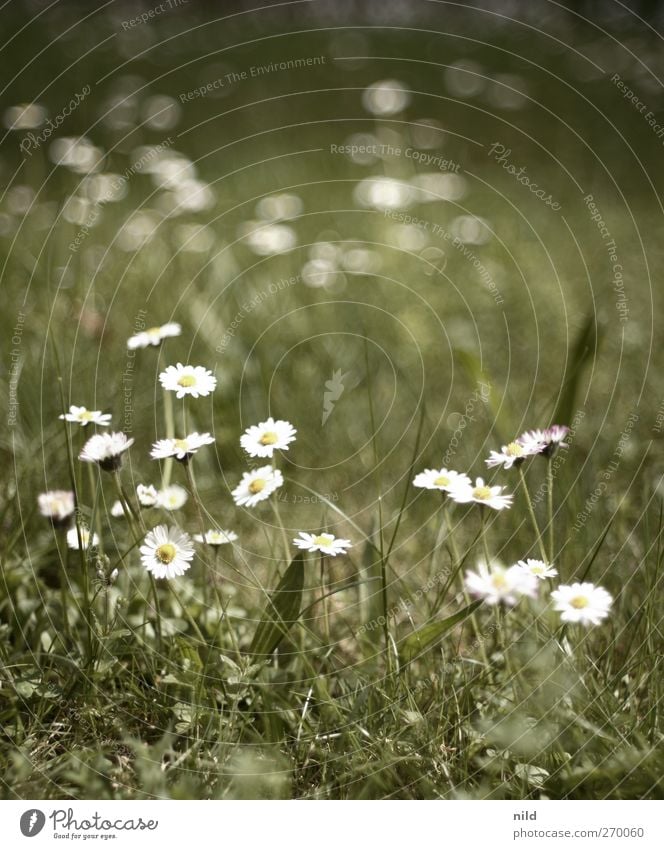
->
1, 1, 664, 800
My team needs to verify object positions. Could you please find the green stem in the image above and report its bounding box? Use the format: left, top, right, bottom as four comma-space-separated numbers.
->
547, 457, 554, 564
480, 507, 491, 564
184, 460, 210, 608
320, 553, 331, 646
518, 465, 548, 562
162, 389, 175, 488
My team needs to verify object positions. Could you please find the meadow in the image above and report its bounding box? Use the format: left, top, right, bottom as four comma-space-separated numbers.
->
1, 0, 663, 800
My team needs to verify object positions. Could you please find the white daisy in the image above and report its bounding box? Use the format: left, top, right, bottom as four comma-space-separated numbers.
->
412, 468, 471, 493
516, 558, 558, 580
110, 500, 128, 518
231, 465, 283, 507
66, 526, 99, 550
137, 484, 159, 507
79, 431, 134, 471
140, 524, 194, 580
449, 477, 513, 511
485, 440, 544, 470
464, 560, 537, 606
193, 528, 238, 545
518, 425, 570, 457
150, 432, 215, 461
159, 363, 216, 399
551, 582, 613, 626
240, 417, 297, 458
127, 321, 181, 350
38, 490, 75, 523
292, 532, 352, 556
157, 484, 188, 511
59, 405, 112, 427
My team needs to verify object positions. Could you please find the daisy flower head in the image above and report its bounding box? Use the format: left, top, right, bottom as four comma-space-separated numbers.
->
412, 468, 472, 493
140, 525, 194, 580
193, 528, 238, 546
240, 417, 297, 459
516, 558, 558, 580
465, 560, 538, 606
159, 363, 216, 399
127, 321, 181, 350
79, 431, 134, 471
59, 405, 112, 427
518, 425, 570, 457
485, 440, 544, 470
292, 532, 352, 556
150, 432, 215, 462
38, 490, 75, 525
157, 484, 188, 511
137, 484, 159, 507
232, 465, 284, 507
551, 582, 613, 626
450, 477, 513, 511
110, 500, 127, 518
66, 526, 99, 550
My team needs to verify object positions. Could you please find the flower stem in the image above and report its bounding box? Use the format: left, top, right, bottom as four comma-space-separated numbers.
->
518, 466, 548, 562
480, 507, 491, 564
547, 457, 555, 564
184, 460, 210, 608
320, 553, 331, 646
162, 389, 175, 488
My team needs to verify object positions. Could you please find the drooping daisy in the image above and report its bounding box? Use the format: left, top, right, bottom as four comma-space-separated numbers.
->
412, 468, 472, 493
231, 465, 284, 507
551, 582, 613, 626
79, 431, 134, 471
66, 526, 99, 550
38, 490, 75, 524
127, 321, 181, 350
292, 532, 352, 556
518, 425, 570, 457
240, 417, 297, 458
193, 528, 238, 545
157, 484, 188, 511
516, 558, 558, 580
150, 432, 214, 462
137, 484, 159, 507
110, 500, 127, 518
159, 363, 216, 399
449, 477, 513, 511
485, 440, 544, 470
59, 405, 112, 427
140, 524, 194, 579
464, 560, 537, 606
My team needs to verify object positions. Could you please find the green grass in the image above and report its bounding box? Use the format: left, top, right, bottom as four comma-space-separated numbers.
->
1, 1, 664, 800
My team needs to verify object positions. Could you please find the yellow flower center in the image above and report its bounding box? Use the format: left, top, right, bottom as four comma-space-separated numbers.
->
434, 475, 450, 487
570, 595, 589, 609
156, 543, 177, 564
506, 442, 524, 457
177, 375, 196, 387
473, 486, 493, 500
147, 327, 161, 335
174, 439, 189, 452
249, 478, 266, 494
491, 572, 508, 589
259, 431, 279, 446
79, 410, 94, 421
314, 534, 332, 546
531, 565, 544, 574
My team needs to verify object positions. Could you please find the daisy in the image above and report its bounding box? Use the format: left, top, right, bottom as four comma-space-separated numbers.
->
449, 477, 513, 511
137, 484, 159, 507
127, 321, 181, 350
140, 524, 194, 579
38, 490, 75, 524
292, 532, 352, 556
66, 526, 99, 550
79, 431, 134, 471
159, 363, 216, 399
110, 500, 128, 518
516, 558, 558, 580
240, 417, 297, 458
412, 468, 471, 493
150, 432, 214, 462
193, 529, 238, 545
518, 425, 570, 457
157, 484, 188, 511
551, 582, 613, 626
59, 405, 112, 427
231, 465, 283, 507
485, 440, 544, 470
464, 560, 537, 606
